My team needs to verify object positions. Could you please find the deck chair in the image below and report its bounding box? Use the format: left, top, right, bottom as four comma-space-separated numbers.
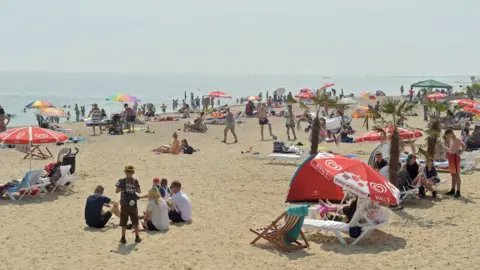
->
186, 118, 207, 133
50, 165, 79, 193
16, 145, 53, 159
6, 170, 48, 200
250, 205, 309, 252
302, 199, 389, 246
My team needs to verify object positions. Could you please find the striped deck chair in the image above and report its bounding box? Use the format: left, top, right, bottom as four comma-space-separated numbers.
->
250, 206, 309, 252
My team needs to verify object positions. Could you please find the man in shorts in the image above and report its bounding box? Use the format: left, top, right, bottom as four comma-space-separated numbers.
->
124, 103, 136, 133
443, 129, 466, 197
115, 164, 142, 243
257, 103, 274, 140
84, 185, 120, 228
222, 108, 238, 143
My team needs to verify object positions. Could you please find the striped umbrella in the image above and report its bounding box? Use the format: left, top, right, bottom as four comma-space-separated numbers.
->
106, 93, 141, 102
208, 91, 232, 99
25, 100, 54, 109
38, 108, 68, 117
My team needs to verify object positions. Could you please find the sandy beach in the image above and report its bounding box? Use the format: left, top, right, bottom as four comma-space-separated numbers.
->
1, 99, 480, 270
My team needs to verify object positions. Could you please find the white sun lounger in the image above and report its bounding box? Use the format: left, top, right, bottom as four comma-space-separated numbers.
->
302, 199, 389, 246
267, 153, 302, 165
50, 165, 79, 193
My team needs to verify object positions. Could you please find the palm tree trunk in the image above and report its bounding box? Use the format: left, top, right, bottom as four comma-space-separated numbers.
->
310, 111, 320, 155
427, 136, 436, 159
389, 127, 401, 187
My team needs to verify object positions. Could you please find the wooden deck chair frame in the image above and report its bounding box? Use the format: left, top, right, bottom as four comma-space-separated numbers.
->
22, 146, 53, 160
250, 212, 309, 252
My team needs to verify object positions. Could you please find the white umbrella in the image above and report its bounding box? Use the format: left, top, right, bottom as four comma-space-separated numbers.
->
337, 98, 357, 105
273, 88, 286, 96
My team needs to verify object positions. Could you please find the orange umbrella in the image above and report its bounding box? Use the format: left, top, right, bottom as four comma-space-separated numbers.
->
38, 108, 68, 117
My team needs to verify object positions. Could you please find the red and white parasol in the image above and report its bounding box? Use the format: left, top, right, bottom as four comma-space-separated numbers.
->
320, 83, 335, 89
300, 88, 312, 93
427, 93, 447, 100
450, 99, 480, 108
0, 127, 69, 145
355, 125, 423, 143
309, 152, 400, 205
208, 91, 232, 99
295, 92, 314, 99
462, 106, 480, 115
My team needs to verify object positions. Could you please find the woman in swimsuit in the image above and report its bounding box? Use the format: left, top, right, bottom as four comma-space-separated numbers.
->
0, 107, 11, 133
152, 132, 181, 154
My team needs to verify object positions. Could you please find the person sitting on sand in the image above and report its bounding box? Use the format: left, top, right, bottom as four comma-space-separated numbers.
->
84, 185, 120, 228
417, 159, 439, 198
141, 188, 169, 231
152, 132, 181, 154
152, 177, 171, 198
167, 181, 192, 223
183, 112, 205, 132
466, 125, 480, 150
372, 152, 388, 171
181, 139, 194, 154
401, 154, 421, 187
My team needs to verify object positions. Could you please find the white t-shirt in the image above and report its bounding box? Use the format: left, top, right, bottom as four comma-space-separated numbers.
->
168, 192, 192, 221
146, 199, 169, 231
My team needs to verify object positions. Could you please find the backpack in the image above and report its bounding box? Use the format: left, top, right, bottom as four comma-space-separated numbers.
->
273, 141, 286, 153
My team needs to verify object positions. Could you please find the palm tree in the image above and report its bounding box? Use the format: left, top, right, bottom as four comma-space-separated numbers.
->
288, 94, 339, 155
466, 83, 480, 100
363, 97, 416, 187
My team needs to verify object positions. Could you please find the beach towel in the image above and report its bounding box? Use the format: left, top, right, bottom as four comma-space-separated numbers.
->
284, 205, 308, 244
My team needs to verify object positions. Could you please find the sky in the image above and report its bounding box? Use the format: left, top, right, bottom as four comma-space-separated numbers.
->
0, 0, 479, 75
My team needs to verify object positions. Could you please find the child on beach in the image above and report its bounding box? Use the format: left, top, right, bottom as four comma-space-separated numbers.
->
257, 103, 275, 140
284, 104, 297, 141
152, 177, 171, 198
443, 129, 466, 197
115, 164, 142, 244
222, 108, 238, 143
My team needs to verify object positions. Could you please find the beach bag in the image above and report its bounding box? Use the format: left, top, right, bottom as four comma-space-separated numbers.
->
183, 146, 194, 155
273, 142, 286, 153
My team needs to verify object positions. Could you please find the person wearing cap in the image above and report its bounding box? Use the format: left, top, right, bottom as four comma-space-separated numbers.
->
115, 164, 142, 244
152, 177, 171, 199
372, 152, 388, 171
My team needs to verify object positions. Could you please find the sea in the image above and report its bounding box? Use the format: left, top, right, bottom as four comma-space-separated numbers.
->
0, 72, 472, 127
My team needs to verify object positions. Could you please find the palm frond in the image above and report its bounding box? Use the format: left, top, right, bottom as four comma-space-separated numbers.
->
417, 147, 432, 159
287, 95, 297, 104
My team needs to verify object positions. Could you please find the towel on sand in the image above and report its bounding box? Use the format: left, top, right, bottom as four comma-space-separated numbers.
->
284, 205, 308, 244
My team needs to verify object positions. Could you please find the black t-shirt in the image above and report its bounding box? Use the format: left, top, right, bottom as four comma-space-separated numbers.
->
183, 146, 194, 154
373, 159, 388, 170
424, 166, 437, 179
406, 162, 419, 180
85, 195, 111, 226
115, 178, 140, 207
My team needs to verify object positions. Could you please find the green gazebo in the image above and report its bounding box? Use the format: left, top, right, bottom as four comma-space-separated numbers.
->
410, 79, 452, 90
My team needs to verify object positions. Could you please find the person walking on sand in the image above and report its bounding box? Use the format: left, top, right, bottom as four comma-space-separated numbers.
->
443, 129, 466, 197
257, 103, 274, 140
400, 85, 404, 97
284, 104, 297, 140
222, 108, 238, 143
115, 164, 142, 244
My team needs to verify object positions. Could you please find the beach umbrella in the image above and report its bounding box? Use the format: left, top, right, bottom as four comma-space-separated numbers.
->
25, 100, 53, 109
427, 93, 447, 101
462, 106, 480, 115
355, 125, 423, 143
274, 88, 286, 96
248, 96, 262, 101
295, 92, 314, 99
208, 91, 232, 99
106, 93, 141, 103
449, 99, 480, 108
320, 83, 335, 89
309, 152, 400, 205
0, 127, 68, 145
360, 91, 376, 100
300, 88, 312, 93
38, 108, 68, 117
337, 98, 357, 105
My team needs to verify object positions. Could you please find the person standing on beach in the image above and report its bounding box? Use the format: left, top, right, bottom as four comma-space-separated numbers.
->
443, 129, 466, 197
284, 104, 297, 140
257, 103, 274, 140
115, 165, 142, 244
222, 108, 238, 143
124, 103, 136, 133
400, 85, 404, 97
0, 106, 11, 133
74, 104, 80, 122
409, 88, 414, 103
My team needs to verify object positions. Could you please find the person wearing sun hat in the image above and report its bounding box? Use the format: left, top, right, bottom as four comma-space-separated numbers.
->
115, 164, 142, 244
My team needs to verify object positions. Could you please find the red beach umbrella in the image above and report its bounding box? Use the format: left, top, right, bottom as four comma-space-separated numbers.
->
355, 125, 423, 143
295, 92, 314, 99
208, 91, 232, 99
0, 127, 69, 145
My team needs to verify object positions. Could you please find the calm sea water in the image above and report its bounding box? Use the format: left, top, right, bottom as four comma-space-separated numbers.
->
0, 72, 470, 126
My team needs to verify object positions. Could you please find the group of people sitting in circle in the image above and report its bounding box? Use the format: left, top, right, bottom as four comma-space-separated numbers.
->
372, 151, 439, 198
84, 164, 192, 244
152, 132, 194, 154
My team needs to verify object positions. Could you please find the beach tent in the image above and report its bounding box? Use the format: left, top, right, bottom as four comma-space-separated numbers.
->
351, 106, 369, 118
410, 79, 452, 91
286, 155, 344, 203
